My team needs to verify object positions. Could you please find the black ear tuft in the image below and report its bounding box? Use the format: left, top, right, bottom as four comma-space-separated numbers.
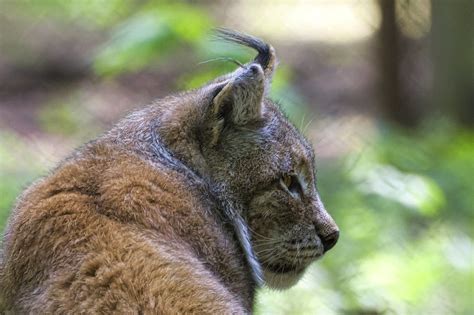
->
214, 28, 277, 79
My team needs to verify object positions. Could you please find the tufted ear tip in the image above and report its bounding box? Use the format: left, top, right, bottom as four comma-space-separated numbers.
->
214, 28, 278, 80
204, 63, 264, 146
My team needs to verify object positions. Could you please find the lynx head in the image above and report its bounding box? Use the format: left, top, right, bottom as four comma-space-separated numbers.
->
148, 29, 338, 289
193, 30, 339, 289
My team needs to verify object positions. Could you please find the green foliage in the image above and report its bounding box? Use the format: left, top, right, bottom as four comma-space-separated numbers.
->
270, 65, 310, 127
40, 103, 82, 136
38, 98, 100, 139
5, 0, 133, 29
0, 133, 47, 231
94, 4, 212, 76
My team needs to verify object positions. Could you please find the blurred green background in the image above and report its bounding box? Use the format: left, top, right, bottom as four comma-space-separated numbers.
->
0, 1, 472, 314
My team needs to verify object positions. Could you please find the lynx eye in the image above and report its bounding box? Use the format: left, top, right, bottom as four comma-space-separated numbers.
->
281, 173, 302, 196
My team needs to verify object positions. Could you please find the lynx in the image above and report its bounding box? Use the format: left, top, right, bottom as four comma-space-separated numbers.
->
0, 29, 339, 314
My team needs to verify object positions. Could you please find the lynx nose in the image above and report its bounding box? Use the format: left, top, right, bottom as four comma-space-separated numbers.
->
320, 230, 339, 253
313, 195, 339, 253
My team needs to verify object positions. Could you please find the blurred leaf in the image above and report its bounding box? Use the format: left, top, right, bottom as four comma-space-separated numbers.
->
269, 65, 310, 126
177, 63, 236, 90
5, 0, 133, 29
38, 99, 99, 138
94, 4, 212, 76
0, 132, 47, 231
353, 164, 445, 216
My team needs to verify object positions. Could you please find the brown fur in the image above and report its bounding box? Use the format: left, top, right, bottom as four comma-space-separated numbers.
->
0, 30, 338, 314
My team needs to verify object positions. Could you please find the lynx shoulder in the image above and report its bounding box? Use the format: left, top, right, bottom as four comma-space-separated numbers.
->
0, 29, 339, 314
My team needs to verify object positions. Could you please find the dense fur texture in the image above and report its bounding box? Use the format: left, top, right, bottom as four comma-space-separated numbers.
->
0, 29, 339, 314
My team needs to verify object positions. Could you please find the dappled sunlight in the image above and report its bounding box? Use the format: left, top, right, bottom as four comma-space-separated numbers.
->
353, 163, 445, 216
229, 0, 380, 44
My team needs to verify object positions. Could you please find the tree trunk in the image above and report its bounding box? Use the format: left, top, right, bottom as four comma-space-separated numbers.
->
431, 0, 474, 126
377, 0, 420, 127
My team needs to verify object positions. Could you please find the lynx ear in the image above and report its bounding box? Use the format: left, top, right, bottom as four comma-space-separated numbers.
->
213, 64, 265, 125
206, 29, 278, 146
208, 64, 265, 145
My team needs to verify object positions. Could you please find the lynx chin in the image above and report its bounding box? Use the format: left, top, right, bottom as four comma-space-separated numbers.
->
0, 29, 339, 314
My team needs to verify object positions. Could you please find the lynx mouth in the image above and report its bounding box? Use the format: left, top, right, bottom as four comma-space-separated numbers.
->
264, 262, 305, 274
